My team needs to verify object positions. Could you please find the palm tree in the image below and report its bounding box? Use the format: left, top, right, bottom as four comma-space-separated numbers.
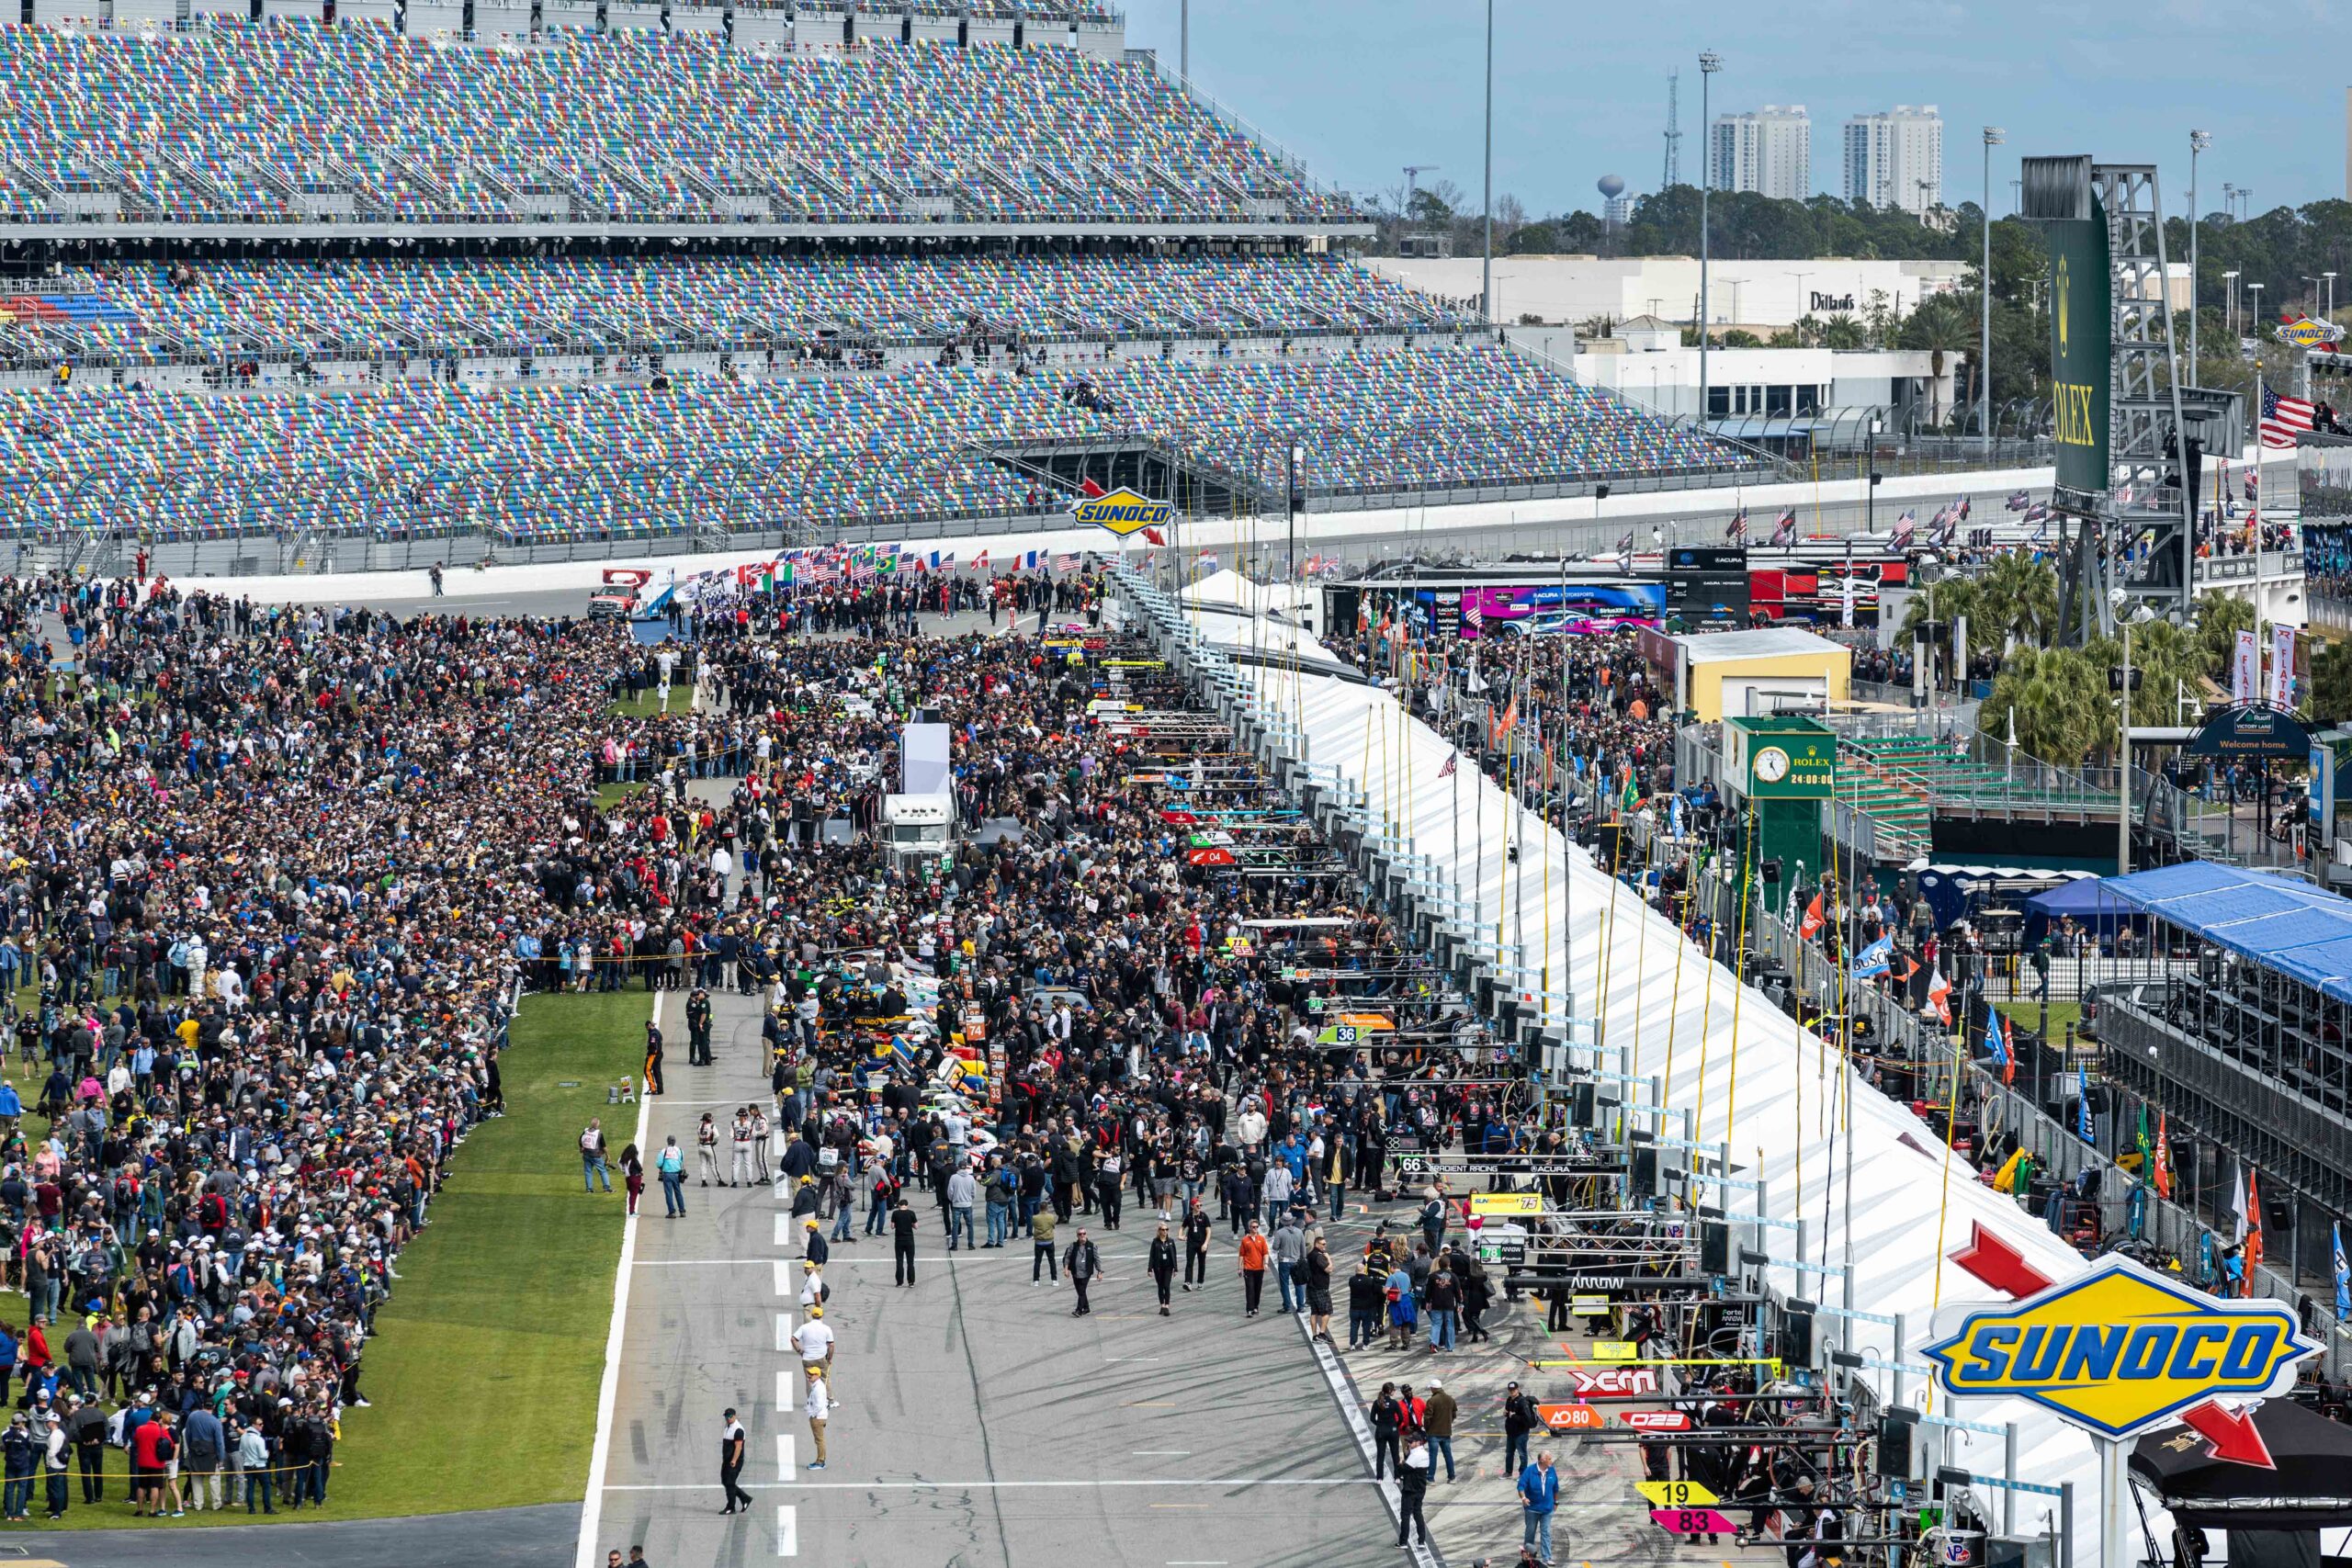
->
1984, 648, 2103, 764
1899, 575, 1980, 643
1972, 553, 2060, 649
1819, 313, 1866, 350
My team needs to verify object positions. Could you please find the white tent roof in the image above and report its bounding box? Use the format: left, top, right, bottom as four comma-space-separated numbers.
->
1233, 654, 2109, 1562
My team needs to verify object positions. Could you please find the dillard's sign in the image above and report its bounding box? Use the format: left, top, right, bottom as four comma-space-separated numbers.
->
1808, 290, 1856, 313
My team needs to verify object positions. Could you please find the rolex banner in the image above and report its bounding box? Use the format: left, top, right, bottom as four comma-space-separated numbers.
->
2046, 201, 2111, 497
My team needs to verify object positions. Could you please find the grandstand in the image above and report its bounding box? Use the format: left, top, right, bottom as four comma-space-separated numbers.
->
0, 12, 1756, 574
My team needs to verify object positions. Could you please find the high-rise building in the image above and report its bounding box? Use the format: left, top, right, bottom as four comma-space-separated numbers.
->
1842, 106, 1944, 215
1709, 106, 1812, 201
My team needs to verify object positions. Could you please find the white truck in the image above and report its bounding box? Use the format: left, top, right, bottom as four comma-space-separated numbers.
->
883, 793, 955, 868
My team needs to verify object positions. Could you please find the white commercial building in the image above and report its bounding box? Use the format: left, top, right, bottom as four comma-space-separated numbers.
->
1710, 105, 1812, 200
1843, 106, 1944, 214
1567, 330, 1963, 431
1364, 254, 1971, 331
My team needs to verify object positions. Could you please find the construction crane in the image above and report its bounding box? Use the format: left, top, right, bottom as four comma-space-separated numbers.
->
1663, 71, 1681, 189
1403, 164, 1440, 214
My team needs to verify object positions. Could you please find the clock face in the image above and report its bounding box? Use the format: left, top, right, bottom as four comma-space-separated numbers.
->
1755, 746, 1792, 784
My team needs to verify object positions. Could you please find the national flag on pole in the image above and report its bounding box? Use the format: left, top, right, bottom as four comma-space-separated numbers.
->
1053, 553, 1080, 572
1769, 509, 1797, 547
2333, 1221, 2349, 1319
1197, 552, 1218, 570
1797, 892, 1824, 940
2232, 1160, 2252, 1243
1984, 996, 2013, 1083
2245, 468, 2259, 500
2076, 1063, 2094, 1144
1464, 596, 1485, 637
2135, 1102, 2153, 1177
1926, 964, 1951, 1026
1438, 750, 1458, 780
2261, 382, 2315, 448
2154, 1110, 2173, 1199
1726, 506, 1747, 542
2246, 1168, 2266, 1276
1890, 510, 1917, 549
971, 550, 989, 571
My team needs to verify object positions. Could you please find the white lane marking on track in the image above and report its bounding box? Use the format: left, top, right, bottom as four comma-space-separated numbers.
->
1290, 1296, 1441, 1568
777, 1434, 796, 1481
573, 990, 661, 1568
775, 1312, 796, 1352
603, 1477, 1384, 1492
1132, 1450, 1192, 1455
774, 1258, 793, 1296
775, 1212, 793, 1247
776, 1369, 792, 1411
776, 1503, 797, 1557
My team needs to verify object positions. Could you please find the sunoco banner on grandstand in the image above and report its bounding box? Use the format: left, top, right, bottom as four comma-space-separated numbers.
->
2046, 201, 2112, 497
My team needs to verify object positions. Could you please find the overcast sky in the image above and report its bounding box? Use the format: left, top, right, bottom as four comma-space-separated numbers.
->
1124, 1, 2340, 220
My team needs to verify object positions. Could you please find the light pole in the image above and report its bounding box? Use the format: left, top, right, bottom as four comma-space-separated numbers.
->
1481, 0, 1494, 329
1286, 440, 1303, 581
2248, 281, 2264, 341
2223, 270, 2239, 339
2223, 181, 2236, 223
2327, 271, 2337, 321
1180, 0, 1187, 79
1698, 49, 1722, 431
2188, 130, 2210, 382
1791, 269, 1814, 335
1982, 127, 2003, 458
2307, 276, 2323, 317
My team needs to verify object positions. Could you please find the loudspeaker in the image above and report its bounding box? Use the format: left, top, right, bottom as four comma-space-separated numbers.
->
1876, 1412, 1915, 1480
1778, 1306, 1814, 1365
1632, 1145, 1659, 1198
1572, 1081, 1598, 1128
1700, 1220, 1730, 1276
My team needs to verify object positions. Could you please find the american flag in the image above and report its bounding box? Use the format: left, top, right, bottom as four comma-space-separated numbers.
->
1437, 750, 1458, 780
1464, 595, 1485, 635
850, 558, 875, 584
1053, 553, 1079, 572
2262, 382, 2315, 449
804, 561, 835, 584
1725, 506, 1747, 542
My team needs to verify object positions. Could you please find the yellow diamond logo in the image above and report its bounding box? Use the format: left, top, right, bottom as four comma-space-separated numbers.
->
1071, 488, 1173, 538
1924, 1258, 2317, 1438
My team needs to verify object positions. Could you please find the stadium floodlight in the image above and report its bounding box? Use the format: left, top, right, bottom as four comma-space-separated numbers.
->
2188, 130, 2211, 376
1697, 51, 1722, 434
1981, 128, 2002, 457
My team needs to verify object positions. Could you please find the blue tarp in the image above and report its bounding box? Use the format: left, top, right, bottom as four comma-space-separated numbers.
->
2025, 875, 2139, 923
2098, 861, 2352, 1003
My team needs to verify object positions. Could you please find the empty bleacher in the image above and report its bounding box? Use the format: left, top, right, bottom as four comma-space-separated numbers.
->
0, 254, 1467, 369
0, 24, 1349, 230
0, 344, 1740, 545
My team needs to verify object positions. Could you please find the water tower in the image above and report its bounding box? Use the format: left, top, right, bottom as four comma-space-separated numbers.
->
1598, 174, 1631, 228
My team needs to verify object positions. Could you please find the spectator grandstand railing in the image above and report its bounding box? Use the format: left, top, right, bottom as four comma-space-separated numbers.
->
0, 24, 1365, 236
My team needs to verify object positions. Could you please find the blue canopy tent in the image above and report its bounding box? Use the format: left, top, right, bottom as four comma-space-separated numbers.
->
2023, 874, 2143, 943
2098, 861, 2352, 1005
